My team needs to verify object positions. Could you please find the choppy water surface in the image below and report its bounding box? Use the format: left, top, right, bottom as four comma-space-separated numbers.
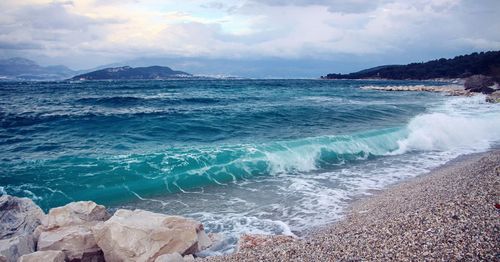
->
1, 79, 499, 254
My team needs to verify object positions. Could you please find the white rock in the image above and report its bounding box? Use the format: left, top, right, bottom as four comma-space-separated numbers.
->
37, 223, 104, 261
197, 230, 212, 251
19, 250, 66, 262
43, 201, 109, 230
154, 252, 183, 262
93, 209, 212, 262
33, 201, 109, 261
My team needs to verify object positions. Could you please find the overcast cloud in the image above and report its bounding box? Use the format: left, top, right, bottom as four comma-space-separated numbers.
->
0, 0, 498, 74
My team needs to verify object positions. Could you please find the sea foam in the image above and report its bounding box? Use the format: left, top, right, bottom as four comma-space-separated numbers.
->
393, 95, 500, 154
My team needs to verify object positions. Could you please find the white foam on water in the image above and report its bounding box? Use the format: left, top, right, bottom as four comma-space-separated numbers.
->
263, 145, 320, 174
393, 95, 500, 154
189, 212, 295, 256
1, 184, 72, 202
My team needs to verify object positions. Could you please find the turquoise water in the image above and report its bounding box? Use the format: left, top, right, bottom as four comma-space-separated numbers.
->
1, 79, 500, 253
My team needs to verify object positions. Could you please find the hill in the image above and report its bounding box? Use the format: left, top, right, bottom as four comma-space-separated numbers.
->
0, 57, 76, 80
322, 51, 500, 81
70, 66, 191, 80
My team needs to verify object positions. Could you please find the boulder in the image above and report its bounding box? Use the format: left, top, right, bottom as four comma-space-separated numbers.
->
93, 209, 212, 262
34, 201, 109, 261
37, 223, 104, 262
43, 201, 110, 230
0, 195, 45, 261
19, 250, 66, 262
0, 195, 44, 240
0, 235, 35, 262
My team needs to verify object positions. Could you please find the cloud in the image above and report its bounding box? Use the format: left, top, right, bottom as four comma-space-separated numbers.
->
13, 2, 105, 30
0, 41, 42, 50
250, 0, 387, 13
201, 1, 226, 10
0, 0, 126, 63
0, 0, 499, 72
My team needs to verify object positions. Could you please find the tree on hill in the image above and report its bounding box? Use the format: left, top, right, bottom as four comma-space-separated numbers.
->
322, 51, 500, 80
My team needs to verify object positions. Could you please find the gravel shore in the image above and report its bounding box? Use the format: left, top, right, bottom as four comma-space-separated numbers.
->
206, 151, 500, 261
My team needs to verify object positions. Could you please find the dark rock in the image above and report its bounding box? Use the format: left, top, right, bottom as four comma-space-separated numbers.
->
0, 195, 44, 240
464, 75, 495, 94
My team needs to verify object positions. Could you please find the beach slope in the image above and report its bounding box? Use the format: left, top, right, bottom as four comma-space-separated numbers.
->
207, 151, 500, 261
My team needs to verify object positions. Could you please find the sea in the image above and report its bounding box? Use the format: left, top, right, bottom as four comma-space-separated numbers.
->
1, 79, 499, 254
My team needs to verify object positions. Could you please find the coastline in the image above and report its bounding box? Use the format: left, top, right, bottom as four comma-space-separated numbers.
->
320, 77, 465, 84
206, 150, 500, 261
359, 84, 470, 96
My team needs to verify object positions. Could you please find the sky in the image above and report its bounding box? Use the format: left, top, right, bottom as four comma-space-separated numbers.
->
0, 0, 499, 77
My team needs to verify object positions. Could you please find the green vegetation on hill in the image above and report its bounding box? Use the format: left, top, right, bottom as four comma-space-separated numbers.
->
322, 51, 500, 81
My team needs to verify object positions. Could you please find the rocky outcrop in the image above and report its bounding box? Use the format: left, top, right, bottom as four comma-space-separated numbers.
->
19, 250, 65, 262
361, 81, 500, 102
464, 75, 496, 94
93, 209, 212, 262
35, 201, 109, 262
0, 195, 45, 261
360, 85, 471, 96
0, 196, 212, 262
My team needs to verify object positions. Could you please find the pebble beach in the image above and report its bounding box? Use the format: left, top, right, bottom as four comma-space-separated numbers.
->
206, 150, 500, 261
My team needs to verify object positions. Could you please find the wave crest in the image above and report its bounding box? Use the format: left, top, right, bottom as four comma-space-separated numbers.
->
393, 95, 500, 154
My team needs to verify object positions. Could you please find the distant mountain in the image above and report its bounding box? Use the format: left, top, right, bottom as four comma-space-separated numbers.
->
70, 66, 192, 80
94, 56, 358, 79
0, 57, 76, 80
322, 51, 500, 81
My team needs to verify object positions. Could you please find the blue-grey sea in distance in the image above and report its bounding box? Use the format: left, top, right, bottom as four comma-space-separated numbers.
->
1, 79, 499, 254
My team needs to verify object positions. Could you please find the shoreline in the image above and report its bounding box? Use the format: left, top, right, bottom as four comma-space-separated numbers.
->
1, 150, 498, 261
320, 77, 465, 84
206, 150, 500, 261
